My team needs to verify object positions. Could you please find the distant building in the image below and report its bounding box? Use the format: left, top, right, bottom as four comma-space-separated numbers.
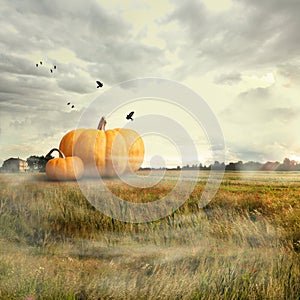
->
1, 157, 28, 173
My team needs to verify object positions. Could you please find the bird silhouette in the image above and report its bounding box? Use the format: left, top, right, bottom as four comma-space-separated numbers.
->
35, 63, 38, 67
67, 102, 70, 105
40, 61, 42, 65
96, 81, 103, 88
54, 65, 57, 69
71, 105, 75, 108
50, 69, 53, 73
126, 111, 134, 121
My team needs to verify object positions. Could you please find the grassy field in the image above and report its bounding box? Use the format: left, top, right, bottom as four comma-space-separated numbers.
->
0, 171, 299, 299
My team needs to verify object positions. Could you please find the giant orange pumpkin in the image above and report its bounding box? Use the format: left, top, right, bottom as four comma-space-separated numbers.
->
45, 148, 84, 181
59, 117, 144, 177
59, 128, 85, 157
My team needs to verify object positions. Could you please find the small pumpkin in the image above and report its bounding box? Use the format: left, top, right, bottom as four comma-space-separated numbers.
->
59, 117, 144, 177
45, 148, 84, 181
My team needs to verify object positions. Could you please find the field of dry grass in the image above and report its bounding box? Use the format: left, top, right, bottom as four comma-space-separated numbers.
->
0, 171, 299, 299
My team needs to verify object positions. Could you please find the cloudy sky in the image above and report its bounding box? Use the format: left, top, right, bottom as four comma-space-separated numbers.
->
1, 0, 300, 167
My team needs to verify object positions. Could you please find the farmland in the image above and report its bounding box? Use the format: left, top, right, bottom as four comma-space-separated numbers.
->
0, 171, 299, 299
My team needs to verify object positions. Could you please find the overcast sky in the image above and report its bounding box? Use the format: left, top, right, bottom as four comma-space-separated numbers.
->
1, 0, 300, 167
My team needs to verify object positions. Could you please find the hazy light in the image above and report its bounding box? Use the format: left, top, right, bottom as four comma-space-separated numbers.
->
106, 98, 210, 168
290, 154, 300, 162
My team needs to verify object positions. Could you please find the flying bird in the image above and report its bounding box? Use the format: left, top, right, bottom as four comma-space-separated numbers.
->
35, 63, 38, 67
54, 65, 57, 69
50, 69, 53, 73
67, 102, 70, 105
126, 111, 134, 121
71, 105, 75, 108
96, 81, 103, 88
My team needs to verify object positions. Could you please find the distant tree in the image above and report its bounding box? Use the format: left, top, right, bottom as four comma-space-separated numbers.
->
199, 163, 210, 170
211, 161, 225, 170
26, 155, 53, 172
27, 156, 40, 170
242, 161, 262, 171
261, 161, 280, 171
276, 158, 298, 171
226, 162, 236, 171
39, 155, 52, 172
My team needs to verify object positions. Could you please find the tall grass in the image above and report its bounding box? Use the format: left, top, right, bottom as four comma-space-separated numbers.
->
0, 172, 299, 299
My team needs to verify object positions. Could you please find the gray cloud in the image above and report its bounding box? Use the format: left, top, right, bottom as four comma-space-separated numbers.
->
162, 0, 300, 79
268, 107, 300, 123
221, 85, 300, 124
0, 54, 44, 77
237, 87, 271, 104
277, 62, 300, 89
55, 70, 95, 94
219, 83, 300, 162
277, 63, 300, 77
0, 0, 167, 87
214, 71, 242, 85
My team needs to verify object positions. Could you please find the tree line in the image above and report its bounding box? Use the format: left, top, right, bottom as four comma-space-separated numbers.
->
179, 158, 300, 171
2, 155, 300, 172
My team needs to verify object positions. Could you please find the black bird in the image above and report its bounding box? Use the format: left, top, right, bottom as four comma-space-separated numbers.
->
40, 61, 42, 65
54, 65, 57, 69
67, 102, 71, 105
71, 105, 75, 108
96, 80, 103, 88
36, 63, 38, 67
50, 69, 53, 73
126, 111, 134, 121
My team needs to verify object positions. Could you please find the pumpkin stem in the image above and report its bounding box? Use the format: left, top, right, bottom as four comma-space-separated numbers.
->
45, 148, 65, 159
97, 116, 107, 131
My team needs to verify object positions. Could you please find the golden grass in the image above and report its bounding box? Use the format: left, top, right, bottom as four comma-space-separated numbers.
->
0, 172, 299, 299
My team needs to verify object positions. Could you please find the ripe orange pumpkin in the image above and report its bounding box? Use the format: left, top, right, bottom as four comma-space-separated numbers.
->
59, 117, 144, 177
45, 148, 84, 181
59, 128, 85, 157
